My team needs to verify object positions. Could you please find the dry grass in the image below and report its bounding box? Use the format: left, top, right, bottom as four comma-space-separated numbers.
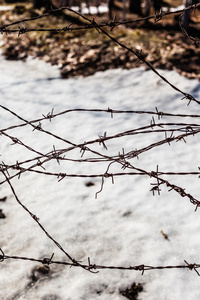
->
0, 1, 200, 79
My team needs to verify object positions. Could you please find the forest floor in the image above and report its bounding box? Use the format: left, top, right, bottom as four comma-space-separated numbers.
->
0, 1, 200, 79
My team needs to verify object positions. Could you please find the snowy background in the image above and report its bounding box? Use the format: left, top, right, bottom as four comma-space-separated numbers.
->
0, 52, 200, 300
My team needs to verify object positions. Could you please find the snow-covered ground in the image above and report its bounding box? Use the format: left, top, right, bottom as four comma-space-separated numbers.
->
0, 54, 200, 300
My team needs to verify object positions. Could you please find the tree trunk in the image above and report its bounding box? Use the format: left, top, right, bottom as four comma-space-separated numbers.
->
129, 0, 142, 15
85, 0, 91, 14
33, 0, 52, 9
182, 0, 192, 29
123, 0, 127, 20
153, 0, 161, 12
143, 0, 151, 17
108, 0, 114, 19
96, 0, 100, 15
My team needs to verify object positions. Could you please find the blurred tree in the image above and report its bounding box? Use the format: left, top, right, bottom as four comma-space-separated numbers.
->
143, 0, 163, 17
108, 0, 114, 18
33, 0, 52, 9
143, 0, 151, 17
182, 0, 191, 29
129, 0, 142, 15
181, 0, 198, 29
4, 0, 27, 2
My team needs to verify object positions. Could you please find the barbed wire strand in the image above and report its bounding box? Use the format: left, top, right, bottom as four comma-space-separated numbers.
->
0, 168, 98, 273
1, 101, 200, 208
0, 3, 199, 32
0, 248, 200, 276
1, 2, 200, 278
0, 6, 199, 104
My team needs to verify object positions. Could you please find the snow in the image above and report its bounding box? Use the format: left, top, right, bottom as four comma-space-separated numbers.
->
0, 3, 108, 14
170, 5, 185, 12
0, 53, 200, 300
0, 5, 12, 11
71, 4, 108, 15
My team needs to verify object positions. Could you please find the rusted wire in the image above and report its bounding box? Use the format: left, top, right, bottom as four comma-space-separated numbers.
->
0, 5, 199, 103
0, 3, 200, 277
1, 103, 200, 208
0, 248, 200, 276
0, 3, 199, 32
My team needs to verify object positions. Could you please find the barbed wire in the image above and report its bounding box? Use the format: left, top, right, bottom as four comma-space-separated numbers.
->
1, 1, 200, 282
1, 167, 200, 273
1, 121, 200, 171
1, 126, 200, 209
1, 102, 200, 208
0, 5, 200, 104
0, 248, 200, 276
0, 3, 199, 32
1, 105, 200, 134
0, 168, 98, 273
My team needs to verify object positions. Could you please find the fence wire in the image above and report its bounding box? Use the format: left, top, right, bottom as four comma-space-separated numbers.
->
0, 3, 200, 278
